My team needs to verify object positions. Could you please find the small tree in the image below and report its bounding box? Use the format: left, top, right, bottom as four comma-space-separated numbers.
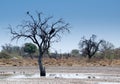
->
71, 49, 80, 56
1, 44, 21, 56
1, 44, 13, 53
79, 34, 103, 59
0, 51, 12, 59
23, 43, 37, 59
100, 40, 114, 59
9, 12, 70, 76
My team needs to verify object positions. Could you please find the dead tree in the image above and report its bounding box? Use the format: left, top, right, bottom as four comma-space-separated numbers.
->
8, 12, 70, 76
79, 34, 103, 59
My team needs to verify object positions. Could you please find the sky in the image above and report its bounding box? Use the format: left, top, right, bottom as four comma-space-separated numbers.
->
0, 0, 120, 53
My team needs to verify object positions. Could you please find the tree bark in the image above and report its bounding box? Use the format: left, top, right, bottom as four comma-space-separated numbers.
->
38, 52, 46, 76
88, 55, 91, 59
30, 53, 34, 59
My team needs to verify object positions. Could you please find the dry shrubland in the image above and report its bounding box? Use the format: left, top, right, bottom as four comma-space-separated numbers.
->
0, 57, 120, 67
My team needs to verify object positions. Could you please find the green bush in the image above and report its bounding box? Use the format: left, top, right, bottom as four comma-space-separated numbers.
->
0, 52, 12, 59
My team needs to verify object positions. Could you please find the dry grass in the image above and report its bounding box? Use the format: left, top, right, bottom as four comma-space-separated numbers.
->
0, 57, 120, 67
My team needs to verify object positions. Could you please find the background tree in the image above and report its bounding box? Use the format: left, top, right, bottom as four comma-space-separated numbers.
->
71, 49, 80, 57
23, 43, 37, 59
1, 44, 22, 59
9, 12, 70, 76
1, 44, 13, 53
114, 48, 120, 59
100, 40, 114, 59
79, 34, 103, 59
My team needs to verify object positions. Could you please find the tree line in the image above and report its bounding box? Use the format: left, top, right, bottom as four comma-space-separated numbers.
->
1, 34, 120, 60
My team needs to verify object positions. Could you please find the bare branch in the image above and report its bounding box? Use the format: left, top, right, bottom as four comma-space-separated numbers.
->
36, 11, 42, 24
79, 35, 103, 59
9, 11, 70, 57
27, 11, 36, 24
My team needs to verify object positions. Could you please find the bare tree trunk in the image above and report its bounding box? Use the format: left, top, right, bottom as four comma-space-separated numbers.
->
30, 53, 34, 59
38, 52, 46, 76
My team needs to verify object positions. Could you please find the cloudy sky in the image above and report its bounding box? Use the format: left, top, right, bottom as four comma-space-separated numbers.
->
0, 0, 120, 53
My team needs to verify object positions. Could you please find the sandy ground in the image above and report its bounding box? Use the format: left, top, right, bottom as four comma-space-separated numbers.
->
0, 78, 89, 84
0, 66, 120, 84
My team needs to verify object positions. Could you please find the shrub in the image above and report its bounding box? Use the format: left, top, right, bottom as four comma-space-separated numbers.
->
0, 52, 12, 59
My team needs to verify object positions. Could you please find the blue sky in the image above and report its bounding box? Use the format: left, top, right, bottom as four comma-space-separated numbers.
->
0, 0, 120, 53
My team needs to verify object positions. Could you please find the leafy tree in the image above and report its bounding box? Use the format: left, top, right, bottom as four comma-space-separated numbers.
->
71, 49, 80, 56
9, 12, 70, 76
23, 43, 37, 59
79, 34, 103, 59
